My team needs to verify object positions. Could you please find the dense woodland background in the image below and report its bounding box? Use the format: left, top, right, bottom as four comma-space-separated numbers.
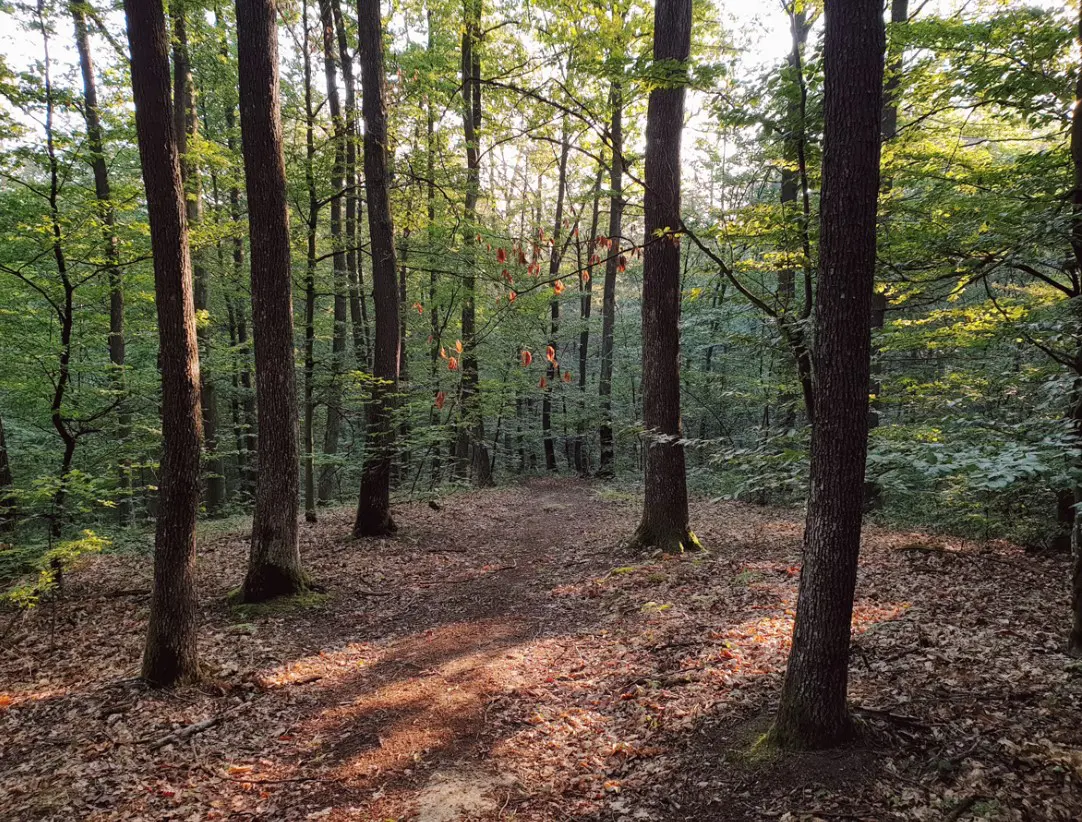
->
0, 0, 1076, 556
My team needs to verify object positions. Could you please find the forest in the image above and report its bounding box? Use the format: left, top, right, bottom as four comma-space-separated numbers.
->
1, 0, 1081, 818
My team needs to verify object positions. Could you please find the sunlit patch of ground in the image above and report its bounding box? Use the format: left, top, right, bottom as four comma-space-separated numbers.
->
0, 479, 1079, 820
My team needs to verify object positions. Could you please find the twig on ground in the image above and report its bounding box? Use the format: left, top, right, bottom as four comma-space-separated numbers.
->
144, 703, 250, 750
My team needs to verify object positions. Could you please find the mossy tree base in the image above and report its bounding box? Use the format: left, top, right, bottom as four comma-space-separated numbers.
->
241, 563, 308, 604
765, 703, 860, 751
628, 524, 702, 555
353, 515, 397, 539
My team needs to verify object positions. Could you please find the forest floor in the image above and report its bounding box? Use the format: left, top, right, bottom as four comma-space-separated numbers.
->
1, 478, 1081, 821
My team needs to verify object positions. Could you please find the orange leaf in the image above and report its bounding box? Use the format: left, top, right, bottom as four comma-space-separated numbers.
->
455, 339, 464, 354
553, 280, 564, 295
413, 301, 424, 314
546, 345, 556, 363
435, 391, 446, 409
439, 346, 447, 359
448, 356, 458, 371
497, 247, 507, 263
520, 350, 533, 367
562, 370, 572, 383
582, 271, 590, 284
502, 268, 513, 283
508, 290, 517, 303
539, 375, 547, 389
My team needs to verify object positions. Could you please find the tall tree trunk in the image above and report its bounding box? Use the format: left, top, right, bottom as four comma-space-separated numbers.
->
542, 118, 571, 472
1067, 1, 1082, 656
426, 14, 442, 485
225, 101, 258, 499
237, 0, 306, 601
0, 412, 15, 532
770, 0, 885, 749
124, 0, 203, 687
317, 0, 349, 504
173, 1, 225, 514
629, 0, 695, 553
454, 0, 492, 486
302, 0, 319, 523
573, 163, 605, 475
354, 0, 401, 536
778, 5, 814, 428
597, 79, 623, 478
37, 5, 77, 542
71, 0, 131, 525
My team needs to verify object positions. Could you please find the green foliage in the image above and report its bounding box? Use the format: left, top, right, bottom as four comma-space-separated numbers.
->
2, 530, 108, 608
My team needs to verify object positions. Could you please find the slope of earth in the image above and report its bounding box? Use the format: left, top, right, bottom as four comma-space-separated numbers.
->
1, 477, 1080, 821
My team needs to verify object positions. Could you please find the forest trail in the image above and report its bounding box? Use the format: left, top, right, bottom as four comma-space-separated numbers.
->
1, 478, 1080, 821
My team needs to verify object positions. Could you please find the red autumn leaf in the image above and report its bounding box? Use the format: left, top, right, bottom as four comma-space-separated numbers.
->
562, 370, 572, 383
503, 269, 513, 284
546, 345, 556, 363
539, 375, 547, 389
448, 356, 459, 371
520, 349, 533, 367
455, 339, 464, 354
582, 271, 591, 284
589, 254, 600, 265
508, 290, 517, 303
439, 346, 447, 359
413, 301, 423, 314
497, 247, 507, 263
435, 391, 446, 409
518, 248, 528, 265
617, 255, 627, 273
553, 280, 565, 295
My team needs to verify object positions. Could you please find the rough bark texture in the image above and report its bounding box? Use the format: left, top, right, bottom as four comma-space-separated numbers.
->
72, 0, 131, 524
236, 0, 306, 602
630, 0, 695, 554
597, 81, 623, 478
770, 0, 885, 749
124, 0, 202, 687
354, 0, 401, 536
573, 164, 605, 474
173, 1, 225, 515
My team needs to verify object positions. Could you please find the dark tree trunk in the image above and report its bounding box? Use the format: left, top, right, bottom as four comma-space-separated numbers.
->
124, 0, 203, 687
629, 0, 695, 554
354, 0, 401, 536
573, 164, 605, 475
72, 0, 132, 525
0, 412, 15, 532
317, 0, 349, 504
454, 0, 492, 486
173, 1, 225, 515
542, 119, 570, 472
1068, 2, 1082, 657
426, 15, 442, 485
302, 0, 319, 523
770, 0, 885, 749
598, 80, 623, 478
778, 6, 814, 428
236, 0, 306, 601
225, 102, 258, 499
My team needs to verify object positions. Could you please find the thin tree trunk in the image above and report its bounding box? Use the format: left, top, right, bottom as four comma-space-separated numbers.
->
770, 0, 885, 749
37, 5, 77, 542
225, 102, 257, 499
124, 0, 202, 687
237, 0, 306, 601
629, 0, 695, 554
317, 0, 349, 504
0, 412, 15, 532
1067, 1, 1082, 656
71, 0, 131, 525
302, 0, 318, 523
574, 163, 605, 474
455, 0, 492, 486
354, 0, 401, 536
542, 117, 571, 472
598, 79, 623, 478
173, 1, 225, 514
426, 15, 442, 485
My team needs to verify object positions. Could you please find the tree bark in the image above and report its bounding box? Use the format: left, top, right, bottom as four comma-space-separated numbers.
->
173, 1, 225, 515
542, 118, 570, 472
354, 0, 401, 536
302, 0, 319, 523
236, 0, 306, 601
629, 0, 695, 553
598, 79, 623, 478
317, 0, 349, 504
573, 163, 605, 474
454, 0, 492, 486
71, 0, 132, 525
770, 0, 885, 748
124, 0, 203, 687
1067, 1, 1082, 656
